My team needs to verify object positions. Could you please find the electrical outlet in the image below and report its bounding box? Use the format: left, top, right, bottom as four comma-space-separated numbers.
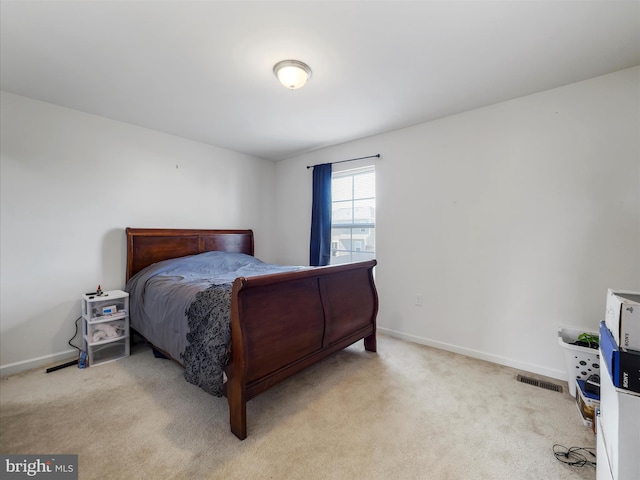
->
415, 294, 423, 306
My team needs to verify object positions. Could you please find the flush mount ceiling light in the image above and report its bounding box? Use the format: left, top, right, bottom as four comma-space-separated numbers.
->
273, 59, 312, 90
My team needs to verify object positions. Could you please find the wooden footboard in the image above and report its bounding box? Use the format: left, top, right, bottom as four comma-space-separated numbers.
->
226, 260, 378, 440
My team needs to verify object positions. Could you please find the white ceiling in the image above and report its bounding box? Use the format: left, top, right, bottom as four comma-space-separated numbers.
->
1, 1, 639, 161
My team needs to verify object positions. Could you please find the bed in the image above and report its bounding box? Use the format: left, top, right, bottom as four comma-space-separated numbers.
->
125, 227, 378, 440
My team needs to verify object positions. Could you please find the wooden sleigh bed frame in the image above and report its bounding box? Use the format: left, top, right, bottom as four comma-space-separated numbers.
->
125, 228, 378, 440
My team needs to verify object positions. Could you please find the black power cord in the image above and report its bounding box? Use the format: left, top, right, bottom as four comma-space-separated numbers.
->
45, 316, 83, 373
553, 444, 596, 468
68, 316, 83, 352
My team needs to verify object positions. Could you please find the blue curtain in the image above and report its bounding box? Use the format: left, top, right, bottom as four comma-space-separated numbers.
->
309, 163, 332, 266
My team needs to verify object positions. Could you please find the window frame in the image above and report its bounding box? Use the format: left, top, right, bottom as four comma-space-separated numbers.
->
329, 165, 376, 264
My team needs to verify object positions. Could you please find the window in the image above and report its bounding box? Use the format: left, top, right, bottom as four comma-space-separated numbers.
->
330, 166, 375, 264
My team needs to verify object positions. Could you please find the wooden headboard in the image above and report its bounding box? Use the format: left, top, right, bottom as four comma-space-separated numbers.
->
125, 228, 254, 282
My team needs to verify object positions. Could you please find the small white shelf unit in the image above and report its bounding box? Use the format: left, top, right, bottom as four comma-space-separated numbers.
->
82, 290, 130, 366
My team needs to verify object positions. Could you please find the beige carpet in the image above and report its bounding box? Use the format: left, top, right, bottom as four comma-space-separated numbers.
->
1, 335, 595, 480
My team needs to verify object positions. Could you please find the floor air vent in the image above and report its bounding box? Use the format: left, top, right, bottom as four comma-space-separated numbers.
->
517, 375, 563, 393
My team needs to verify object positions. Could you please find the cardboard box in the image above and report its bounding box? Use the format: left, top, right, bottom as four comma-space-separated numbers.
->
575, 378, 599, 428
605, 289, 640, 351
599, 322, 640, 394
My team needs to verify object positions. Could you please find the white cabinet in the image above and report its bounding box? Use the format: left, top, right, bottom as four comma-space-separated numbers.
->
596, 356, 640, 479
596, 415, 614, 480
82, 290, 130, 366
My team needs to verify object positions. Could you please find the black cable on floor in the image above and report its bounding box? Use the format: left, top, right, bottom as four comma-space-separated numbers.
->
553, 444, 596, 468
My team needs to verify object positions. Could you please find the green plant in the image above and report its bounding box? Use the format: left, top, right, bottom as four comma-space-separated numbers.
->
577, 332, 599, 349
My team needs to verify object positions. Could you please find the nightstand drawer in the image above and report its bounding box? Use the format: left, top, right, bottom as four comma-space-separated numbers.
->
88, 337, 129, 366
86, 319, 127, 345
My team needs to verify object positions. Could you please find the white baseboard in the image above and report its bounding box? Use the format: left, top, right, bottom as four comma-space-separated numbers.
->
0, 349, 78, 378
3, 332, 566, 382
378, 327, 567, 382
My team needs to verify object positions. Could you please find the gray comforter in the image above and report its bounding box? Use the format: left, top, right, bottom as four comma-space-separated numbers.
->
125, 251, 305, 396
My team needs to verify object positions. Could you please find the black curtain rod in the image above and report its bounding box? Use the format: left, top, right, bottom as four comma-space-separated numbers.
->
306, 154, 380, 169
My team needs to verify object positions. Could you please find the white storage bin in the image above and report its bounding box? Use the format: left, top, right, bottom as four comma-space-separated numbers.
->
558, 327, 600, 397
89, 337, 129, 366
86, 317, 127, 344
82, 290, 130, 367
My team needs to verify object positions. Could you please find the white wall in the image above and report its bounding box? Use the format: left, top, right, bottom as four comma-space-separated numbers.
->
3, 67, 638, 381
0, 92, 276, 374
274, 67, 640, 381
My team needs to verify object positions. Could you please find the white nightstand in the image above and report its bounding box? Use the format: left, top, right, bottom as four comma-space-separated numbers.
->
81, 290, 130, 366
